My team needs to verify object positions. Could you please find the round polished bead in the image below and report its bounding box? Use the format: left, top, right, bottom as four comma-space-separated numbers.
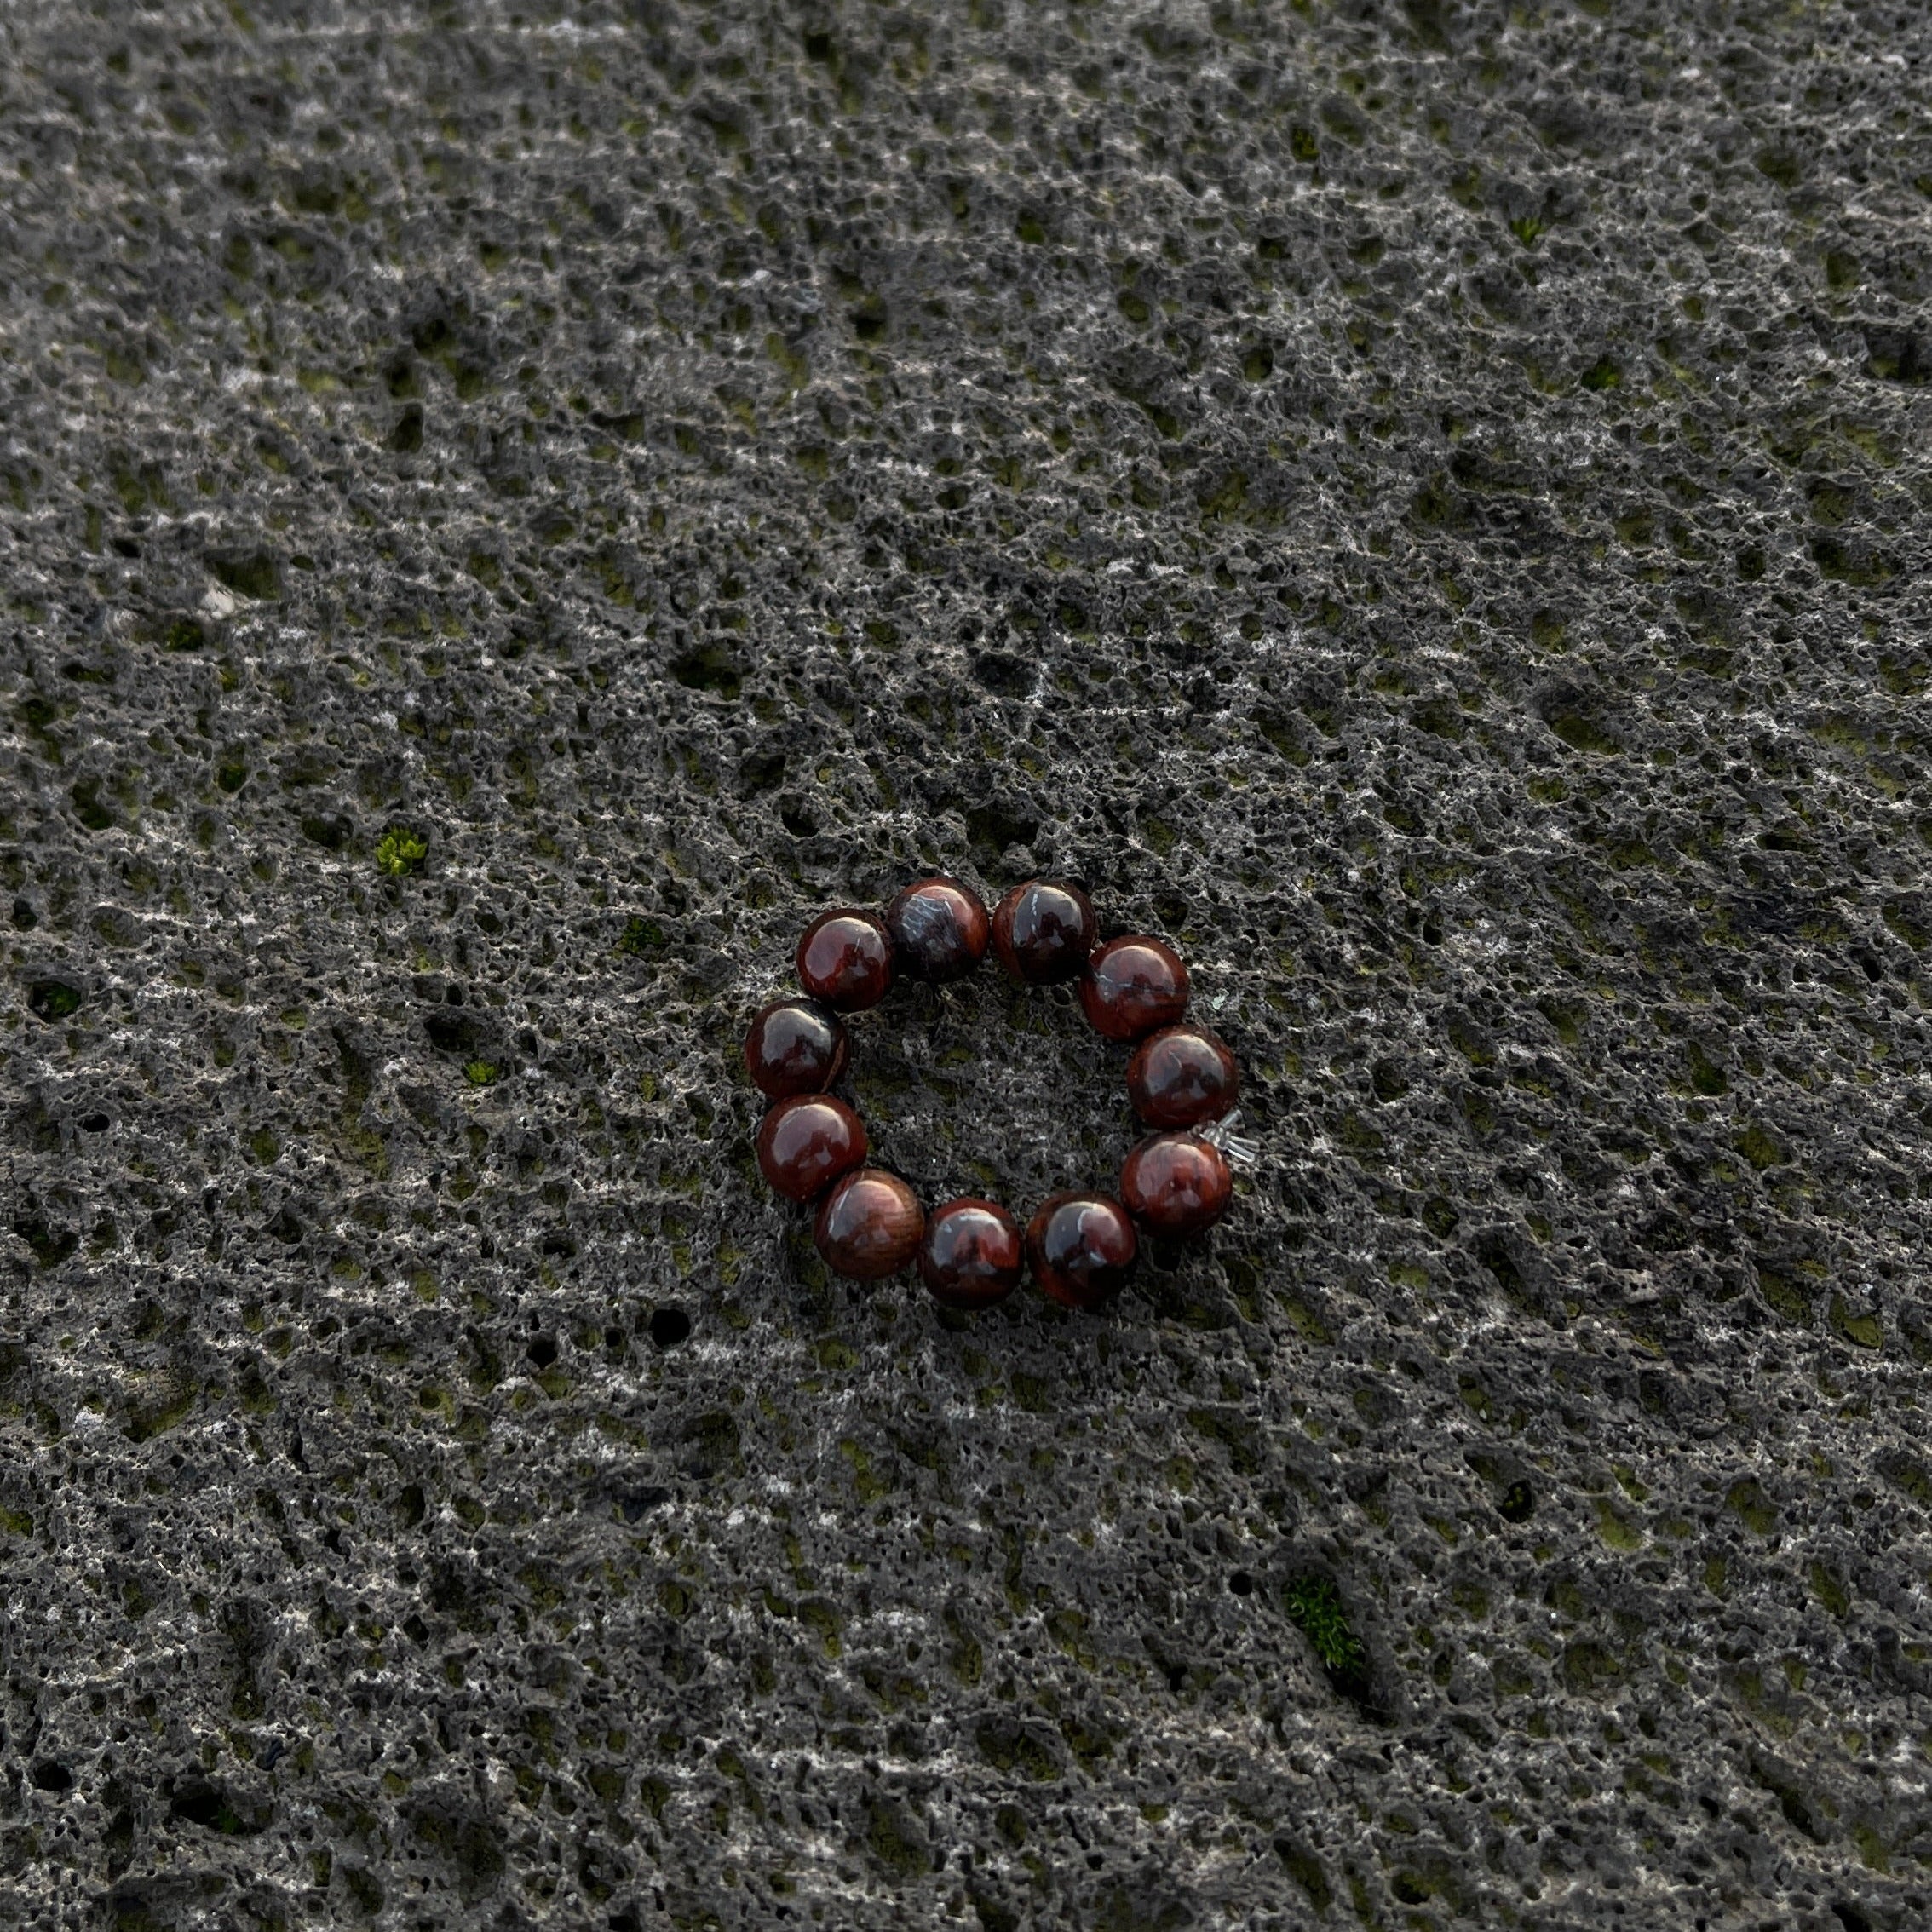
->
1078, 934, 1190, 1042
886, 877, 990, 985
991, 879, 1097, 985
1025, 1193, 1137, 1311
1125, 1025, 1239, 1128
743, 998, 849, 1100
814, 1168, 925, 1280
796, 909, 895, 1011
756, 1095, 867, 1203
918, 1198, 1023, 1310
1119, 1131, 1232, 1239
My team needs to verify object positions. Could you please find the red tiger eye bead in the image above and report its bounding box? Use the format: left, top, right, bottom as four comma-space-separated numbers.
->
1119, 1131, 1232, 1239
1025, 1193, 1137, 1310
744, 998, 848, 1100
1078, 935, 1189, 1042
991, 879, 1097, 985
814, 1168, 924, 1280
796, 909, 895, 1011
1125, 1025, 1239, 1128
756, 1095, 867, 1203
918, 1198, 1023, 1309
886, 877, 990, 985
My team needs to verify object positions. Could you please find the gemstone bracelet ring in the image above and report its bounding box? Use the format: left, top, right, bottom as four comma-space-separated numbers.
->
744, 878, 1253, 1314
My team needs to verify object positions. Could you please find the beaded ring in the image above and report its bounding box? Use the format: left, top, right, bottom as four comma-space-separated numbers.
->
744, 878, 1255, 1314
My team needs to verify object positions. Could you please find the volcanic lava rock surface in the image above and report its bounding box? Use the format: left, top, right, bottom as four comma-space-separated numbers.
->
3, 2, 1930, 1928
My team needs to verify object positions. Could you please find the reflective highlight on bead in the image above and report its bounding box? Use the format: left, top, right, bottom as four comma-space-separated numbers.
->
918, 1198, 1023, 1309
1125, 1025, 1238, 1128
886, 877, 990, 985
991, 879, 1097, 985
796, 909, 895, 1011
756, 1094, 867, 1203
1026, 1193, 1137, 1310
744, 998, 849, 1100
1119, 1131, 1232, 1238
815, 1169, 924, 1280
1078, 934, 1189, 1042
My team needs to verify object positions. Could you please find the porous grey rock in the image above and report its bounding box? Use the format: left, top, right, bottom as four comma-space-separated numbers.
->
3, 1, 1930, 1928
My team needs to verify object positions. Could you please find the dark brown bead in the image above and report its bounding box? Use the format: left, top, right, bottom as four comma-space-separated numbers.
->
814, 1168, 924, 1280
1078, 934, 1189, 1042
796, 909, 895, 1011
743, 998, 848, 1100
1119, 1131, 1232, 1239
990, 879, 1097, 985
886, 877, 990, 984
1126, 1025, 1239, 1128
918, 1198, 1023, 1309
1025, 1193, 1137, 1310
756, 1095, 867, 1203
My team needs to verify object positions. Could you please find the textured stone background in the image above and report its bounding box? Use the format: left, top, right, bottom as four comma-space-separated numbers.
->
3, 0, 1931, 1926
